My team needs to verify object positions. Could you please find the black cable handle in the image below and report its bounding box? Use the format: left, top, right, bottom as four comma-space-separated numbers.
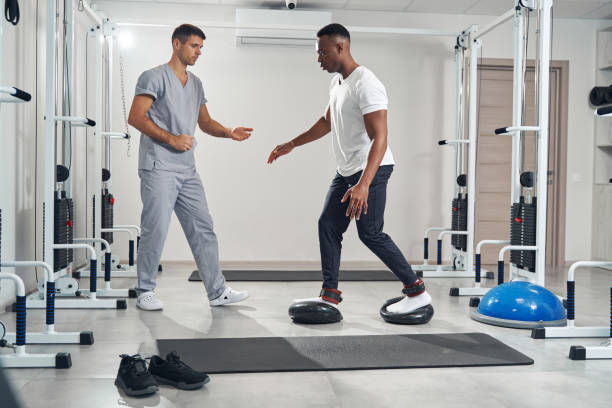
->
5, 0, 19, 25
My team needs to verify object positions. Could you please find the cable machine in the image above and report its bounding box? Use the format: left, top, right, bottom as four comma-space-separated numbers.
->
413, 27, 494, 284
412, 26, 501, 289
69, 16, 136, 298
0, 2, 72, 368
75, 5, 141, 282
458, 0, 566, 329
25, 0, 126, 310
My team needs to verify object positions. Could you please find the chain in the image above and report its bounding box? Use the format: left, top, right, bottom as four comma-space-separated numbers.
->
119, 51, 132, 157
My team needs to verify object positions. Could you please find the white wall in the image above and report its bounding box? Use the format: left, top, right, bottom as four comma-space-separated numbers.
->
89, 1, 610, 266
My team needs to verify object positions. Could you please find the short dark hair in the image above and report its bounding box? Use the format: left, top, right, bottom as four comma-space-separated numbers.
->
172, 24, 206, 43
317, 23, 350, 41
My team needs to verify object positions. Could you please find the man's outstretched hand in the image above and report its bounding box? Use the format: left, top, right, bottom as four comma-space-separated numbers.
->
229, 127, 253, 141
267, 141, 294, 164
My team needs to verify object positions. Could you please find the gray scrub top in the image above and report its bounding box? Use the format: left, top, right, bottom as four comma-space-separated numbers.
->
135, 64, 207, 172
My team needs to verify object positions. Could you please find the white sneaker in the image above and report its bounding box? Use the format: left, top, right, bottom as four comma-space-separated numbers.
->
209, 287, 249, 306
386, 291, 432, 314
136, 291, 163, 311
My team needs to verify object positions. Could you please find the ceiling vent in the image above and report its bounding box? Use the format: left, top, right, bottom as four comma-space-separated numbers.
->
235, 9, 332, 47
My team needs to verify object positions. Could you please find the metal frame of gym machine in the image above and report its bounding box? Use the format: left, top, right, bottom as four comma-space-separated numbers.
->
25, 0, 126, 310
0, 211, 71, 367
450, 0, 554, 300
530, 104, 612, 360
0, 6, 72, 368
71, 18, 132, 297
412, 26, 491, 284
76, 2, 141, 281
70, 13, 135, 297
100, 15, 141, 278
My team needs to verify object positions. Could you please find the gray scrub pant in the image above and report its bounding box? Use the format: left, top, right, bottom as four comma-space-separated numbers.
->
136, 167, 226, 300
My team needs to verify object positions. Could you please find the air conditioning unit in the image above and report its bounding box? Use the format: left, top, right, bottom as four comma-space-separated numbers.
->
235, 9, 332, 47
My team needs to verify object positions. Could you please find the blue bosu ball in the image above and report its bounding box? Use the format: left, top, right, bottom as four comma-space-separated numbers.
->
471, 281, 566, 329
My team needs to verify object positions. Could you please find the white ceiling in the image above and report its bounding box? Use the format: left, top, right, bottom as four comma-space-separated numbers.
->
133, 0, 612, 19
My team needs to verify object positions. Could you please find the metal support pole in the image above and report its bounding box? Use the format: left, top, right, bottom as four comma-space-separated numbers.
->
93, 26, 103, 254
474, 8, 515, 40
454, 45, 463, 197
534, 0, 553, 287
43, 0, 57, 268
465, 37, 480, 279
510, 5, 525, 281
104, 19, 114, 188
63, 0, 75, 198
81, 0, 104, 26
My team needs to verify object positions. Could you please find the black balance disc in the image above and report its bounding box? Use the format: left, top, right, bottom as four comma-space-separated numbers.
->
380, 296, 434, 325
289, 301, 342, 324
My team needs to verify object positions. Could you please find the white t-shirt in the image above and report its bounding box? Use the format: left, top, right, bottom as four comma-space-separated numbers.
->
327, 66, 395, 177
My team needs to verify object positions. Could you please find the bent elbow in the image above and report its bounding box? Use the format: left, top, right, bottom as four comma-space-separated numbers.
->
127, 114, 138, 128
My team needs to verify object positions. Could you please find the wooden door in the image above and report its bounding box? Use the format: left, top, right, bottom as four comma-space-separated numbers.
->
474, 59, 567, 271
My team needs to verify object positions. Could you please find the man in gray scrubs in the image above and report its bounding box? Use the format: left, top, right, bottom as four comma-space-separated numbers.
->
128, 24, 252, 311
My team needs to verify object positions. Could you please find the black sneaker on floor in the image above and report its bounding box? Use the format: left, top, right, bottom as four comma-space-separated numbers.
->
148, 351, 210, 390
114, 354, 159, 397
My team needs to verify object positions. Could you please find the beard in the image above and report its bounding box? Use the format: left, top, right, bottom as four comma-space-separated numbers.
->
180, 54, 196, 66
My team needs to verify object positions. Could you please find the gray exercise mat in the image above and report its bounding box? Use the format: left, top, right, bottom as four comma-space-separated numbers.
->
157, 333, 533, 373
188, 269, 397, 282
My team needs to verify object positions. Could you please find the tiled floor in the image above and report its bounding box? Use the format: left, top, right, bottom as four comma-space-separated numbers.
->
1, 263, 611, 408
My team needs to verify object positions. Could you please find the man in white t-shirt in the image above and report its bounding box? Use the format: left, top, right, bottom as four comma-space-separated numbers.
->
267, 23, 433, 321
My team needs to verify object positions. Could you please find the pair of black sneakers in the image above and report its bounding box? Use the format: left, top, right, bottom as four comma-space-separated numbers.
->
115, 351, 210, 397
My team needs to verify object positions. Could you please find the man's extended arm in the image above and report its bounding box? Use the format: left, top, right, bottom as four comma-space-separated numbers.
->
198, 104, 252, 141
267, 108, 331, 163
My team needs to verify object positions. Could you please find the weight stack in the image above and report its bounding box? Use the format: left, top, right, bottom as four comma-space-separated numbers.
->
457, 195, 467, 251
67, 197, 74, 265
510, 198, 537, 272
54, 193, 74, 272
452, 195, 468, 251
101, 189, 114, 244
451, 198, 459, 248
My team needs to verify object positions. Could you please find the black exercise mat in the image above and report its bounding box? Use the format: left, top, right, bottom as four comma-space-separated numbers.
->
188, 269, 396, 282
157, 333, 533, 374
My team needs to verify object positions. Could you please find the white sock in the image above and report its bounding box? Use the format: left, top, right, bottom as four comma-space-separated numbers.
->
293, 296, 339, 309
386, 291, 432, 314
